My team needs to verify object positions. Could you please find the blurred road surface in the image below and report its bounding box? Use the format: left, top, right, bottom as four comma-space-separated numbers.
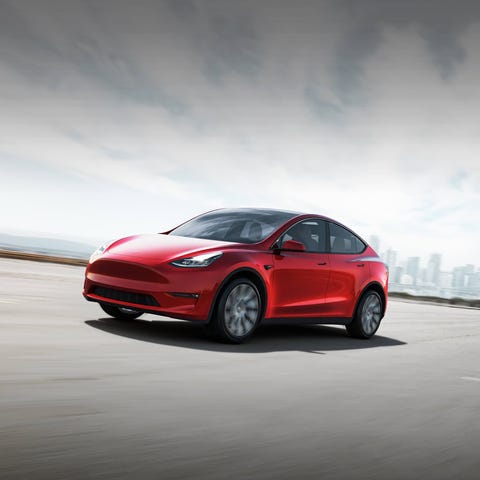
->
1, 258, 479, 479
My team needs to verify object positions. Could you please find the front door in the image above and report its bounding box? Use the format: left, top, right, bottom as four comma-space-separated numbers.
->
270, 219, 330, 318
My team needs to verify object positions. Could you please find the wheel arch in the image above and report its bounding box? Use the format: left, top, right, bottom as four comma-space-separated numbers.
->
207, 268, 268, 324
355, 281, 387, 317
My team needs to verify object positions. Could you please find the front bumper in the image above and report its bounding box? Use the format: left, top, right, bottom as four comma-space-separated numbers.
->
83, 256, 220, 321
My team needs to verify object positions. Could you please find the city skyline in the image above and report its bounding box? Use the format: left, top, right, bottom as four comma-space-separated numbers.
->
371, 235, 480, 299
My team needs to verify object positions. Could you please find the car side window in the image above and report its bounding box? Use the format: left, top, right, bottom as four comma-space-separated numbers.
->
278, 220, 327, 253
329, 223, 365, 254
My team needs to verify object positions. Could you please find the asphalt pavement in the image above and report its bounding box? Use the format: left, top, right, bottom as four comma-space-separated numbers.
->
1, 258, 479, 480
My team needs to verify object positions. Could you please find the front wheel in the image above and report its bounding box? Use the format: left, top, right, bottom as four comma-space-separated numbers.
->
208, 278, 262, 343
346, 290, 383, 339
100, 303, 143, 320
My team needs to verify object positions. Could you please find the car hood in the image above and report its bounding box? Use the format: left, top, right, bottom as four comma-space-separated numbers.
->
104, 234, 233, 262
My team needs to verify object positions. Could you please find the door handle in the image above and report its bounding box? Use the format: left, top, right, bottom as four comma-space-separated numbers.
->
356, 263, 365, 267
317, 262, 327, 266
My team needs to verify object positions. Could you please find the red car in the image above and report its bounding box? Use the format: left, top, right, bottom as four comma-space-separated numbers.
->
83, 208, 388, 343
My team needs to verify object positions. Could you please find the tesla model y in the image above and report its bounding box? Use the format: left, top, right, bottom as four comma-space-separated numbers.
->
83, 208, 388, 343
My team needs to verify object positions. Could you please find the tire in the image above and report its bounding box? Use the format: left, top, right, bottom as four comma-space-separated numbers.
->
100, 303, 143, 320
208, 278, 262, 343
346, 290, 383, 339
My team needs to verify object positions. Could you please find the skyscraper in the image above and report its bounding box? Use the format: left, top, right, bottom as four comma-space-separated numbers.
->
426, 253, 441, 286
385, 248, 397, 271
452, 266, 466, 288
406, 257, 420, 286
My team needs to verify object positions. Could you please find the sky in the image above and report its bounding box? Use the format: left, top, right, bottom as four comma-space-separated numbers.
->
0, 0, 479, 270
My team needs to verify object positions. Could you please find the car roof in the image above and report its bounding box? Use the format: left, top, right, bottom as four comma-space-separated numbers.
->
211, 207, 303, 216
208, 207, 349, 224
209, 207, 335, 222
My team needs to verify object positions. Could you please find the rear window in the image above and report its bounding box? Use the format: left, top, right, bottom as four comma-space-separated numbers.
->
329, 222, 365, 254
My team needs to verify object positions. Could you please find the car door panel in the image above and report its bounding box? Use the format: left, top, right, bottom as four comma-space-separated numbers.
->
323, 254, 371, 317
271, 252, 330, 317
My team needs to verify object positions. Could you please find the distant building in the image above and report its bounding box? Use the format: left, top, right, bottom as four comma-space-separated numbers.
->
385, 248, 397, 271
426, 253, 441, 286
406, 257, 420, 286
465, 265, 476, 288
419, 267, 427, 284
470, 271, 480, 291
452, 266, 467, 288
393, 265, 404, 284
400, 273, 414, 285
378, 247, 477, 299
439, 271, 453, 289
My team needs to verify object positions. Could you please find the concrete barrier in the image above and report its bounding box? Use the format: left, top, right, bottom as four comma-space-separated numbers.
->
0, 249, 88, 267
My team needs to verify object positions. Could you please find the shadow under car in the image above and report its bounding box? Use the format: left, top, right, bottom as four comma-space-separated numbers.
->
85, 317, 406, 354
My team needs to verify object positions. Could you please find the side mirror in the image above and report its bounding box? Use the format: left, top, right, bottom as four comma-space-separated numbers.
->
280, 240, 306, 252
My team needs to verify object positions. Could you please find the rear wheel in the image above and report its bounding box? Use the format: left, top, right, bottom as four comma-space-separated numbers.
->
346, 290, 383, 339
100, 303, 143, 320
209, 278, 262, 343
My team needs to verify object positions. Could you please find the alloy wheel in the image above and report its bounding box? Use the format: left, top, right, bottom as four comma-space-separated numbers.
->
224, 283, 260, 337
361, 293, 382, 335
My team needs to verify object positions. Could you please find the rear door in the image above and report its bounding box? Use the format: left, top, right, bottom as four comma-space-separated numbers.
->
324, 222, 370, 317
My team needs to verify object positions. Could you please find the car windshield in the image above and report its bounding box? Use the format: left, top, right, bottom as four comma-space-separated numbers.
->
169, 209, 299, 244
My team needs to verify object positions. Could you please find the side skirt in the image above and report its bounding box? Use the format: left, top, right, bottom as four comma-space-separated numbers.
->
263, 316, 352, 326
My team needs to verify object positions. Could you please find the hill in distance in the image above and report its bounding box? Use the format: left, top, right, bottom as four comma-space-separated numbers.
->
0, 233, 96, 259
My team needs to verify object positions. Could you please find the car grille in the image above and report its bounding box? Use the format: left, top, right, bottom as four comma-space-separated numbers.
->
92, 286, 159, 307
89, 259, 167, 283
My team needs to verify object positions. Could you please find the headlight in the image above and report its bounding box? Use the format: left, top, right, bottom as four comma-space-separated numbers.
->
170, 251, 223, 268
90, 241, 114, 261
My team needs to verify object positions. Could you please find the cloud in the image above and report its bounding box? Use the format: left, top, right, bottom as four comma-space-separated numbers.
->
0, 0, 479, 268
334, 0, 477, 86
